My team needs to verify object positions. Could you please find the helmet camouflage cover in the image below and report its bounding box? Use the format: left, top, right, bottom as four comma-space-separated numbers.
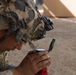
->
0, 0, 53, 45
0, 0, 54, 71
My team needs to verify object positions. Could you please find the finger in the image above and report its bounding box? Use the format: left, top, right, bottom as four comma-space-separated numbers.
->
28, 51, 36, 55
28, 51, 48, 61
37, 58, 51, 70
34, 54, 50, 64
36, 51, 48, 56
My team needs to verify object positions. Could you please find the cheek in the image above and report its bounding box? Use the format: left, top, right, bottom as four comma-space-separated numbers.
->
1, 40, 15, 50
0, 35, 17, 50
4, 36, 16, 45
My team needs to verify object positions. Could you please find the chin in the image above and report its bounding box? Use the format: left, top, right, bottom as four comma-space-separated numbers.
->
0, 49, 9, 52
6, 48, 15, 51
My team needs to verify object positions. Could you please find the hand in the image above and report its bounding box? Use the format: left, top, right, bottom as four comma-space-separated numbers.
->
14, 50, 51, 75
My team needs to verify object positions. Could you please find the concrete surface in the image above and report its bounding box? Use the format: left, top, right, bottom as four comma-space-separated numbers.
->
7, 18, 76, 75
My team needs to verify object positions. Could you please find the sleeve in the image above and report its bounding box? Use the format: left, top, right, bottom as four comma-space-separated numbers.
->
0, 70, 13, 75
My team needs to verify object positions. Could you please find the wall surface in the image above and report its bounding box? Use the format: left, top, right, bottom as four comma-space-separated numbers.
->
43, 0, 76, 17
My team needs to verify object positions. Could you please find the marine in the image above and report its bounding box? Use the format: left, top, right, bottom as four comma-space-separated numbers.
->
0, 0, 53, 75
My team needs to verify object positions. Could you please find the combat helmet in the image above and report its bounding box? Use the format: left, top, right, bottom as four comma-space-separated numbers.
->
0, 0, 54, 71
0, 0, 54, 46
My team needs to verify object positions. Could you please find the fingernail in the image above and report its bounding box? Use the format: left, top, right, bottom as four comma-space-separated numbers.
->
46, 51, 48, 53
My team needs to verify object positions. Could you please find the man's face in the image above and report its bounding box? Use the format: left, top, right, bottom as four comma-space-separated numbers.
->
0, 30, 22, 52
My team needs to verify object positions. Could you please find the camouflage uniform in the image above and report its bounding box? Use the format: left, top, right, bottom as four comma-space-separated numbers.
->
0, 70, 13, 75
0, 52, 7, 71
0, 0, 53, 74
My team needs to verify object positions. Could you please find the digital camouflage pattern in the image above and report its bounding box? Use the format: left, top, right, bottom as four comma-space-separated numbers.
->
0, 0, 46, 42
0, 70, 13, 75
0, 52, 8, 71
0, 0, 54, 72
0, 0, 46, 71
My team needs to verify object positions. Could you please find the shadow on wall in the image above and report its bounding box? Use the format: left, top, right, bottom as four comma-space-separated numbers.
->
43, 0, 76, 18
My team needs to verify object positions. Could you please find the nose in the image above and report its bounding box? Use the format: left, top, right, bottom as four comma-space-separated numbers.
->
15, 42, 22, 50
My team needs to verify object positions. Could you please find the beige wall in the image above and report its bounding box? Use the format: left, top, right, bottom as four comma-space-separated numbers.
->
43, 0, 75, 17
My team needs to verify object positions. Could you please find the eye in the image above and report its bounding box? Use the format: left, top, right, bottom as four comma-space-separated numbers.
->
0, 2, 2, 6
0, 2, 3, 7
0, 3, 1, 5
